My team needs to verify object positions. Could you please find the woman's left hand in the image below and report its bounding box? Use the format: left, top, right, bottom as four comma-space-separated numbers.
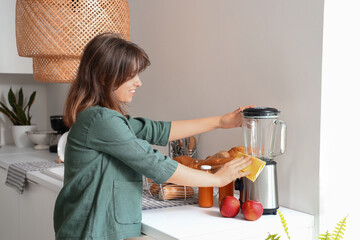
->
219, 105, 256, 129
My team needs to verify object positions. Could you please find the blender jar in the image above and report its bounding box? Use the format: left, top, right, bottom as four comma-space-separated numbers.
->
242, 107, 286, 160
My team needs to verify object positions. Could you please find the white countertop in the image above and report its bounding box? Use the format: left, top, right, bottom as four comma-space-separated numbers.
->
142, 203, 314, 240
0, 145, 64, 192
0, 145, 314, 240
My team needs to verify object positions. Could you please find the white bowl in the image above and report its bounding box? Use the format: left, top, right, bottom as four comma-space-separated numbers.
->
57, 131, 69, 162
27, 130, 57, 150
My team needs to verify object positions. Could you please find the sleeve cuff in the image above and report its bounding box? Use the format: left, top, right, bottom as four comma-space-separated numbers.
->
153, 157, 178, 185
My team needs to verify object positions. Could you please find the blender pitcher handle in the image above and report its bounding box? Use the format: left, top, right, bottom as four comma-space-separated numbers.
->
271, 120, 287, 158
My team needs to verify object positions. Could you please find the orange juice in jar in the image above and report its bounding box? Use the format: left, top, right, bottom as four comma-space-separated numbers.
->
198, 165, 213, 208
219, 181, 234, 206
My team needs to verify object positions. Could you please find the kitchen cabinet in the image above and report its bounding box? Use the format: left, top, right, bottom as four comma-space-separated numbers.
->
0, 166, 57, 240
0, 166, 20, 240
0, 1, 32, 73
19, 180, 57, 240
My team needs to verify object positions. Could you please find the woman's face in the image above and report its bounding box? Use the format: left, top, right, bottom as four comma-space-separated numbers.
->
114, 74, 142, 103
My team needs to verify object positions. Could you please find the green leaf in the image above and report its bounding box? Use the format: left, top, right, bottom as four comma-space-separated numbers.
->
23, 91, 36, 125
15, 105, 27, 125
18, 88, 24, 108
278, 210, 291, 239
0, 103, 19, 125
318, 231, 331, 240
331, 216, 347, 240
8, 88, 17, 113
266, 233, 281, 240
27, 91, 36, 109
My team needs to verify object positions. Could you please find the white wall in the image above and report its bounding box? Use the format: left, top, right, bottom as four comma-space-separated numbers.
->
128, 0, 323, 219
0, 0, 32, 74
320, 1, 360, 238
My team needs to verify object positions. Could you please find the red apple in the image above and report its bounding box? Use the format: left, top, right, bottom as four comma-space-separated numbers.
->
220, 196, 240, 218
241, 200, 263, 221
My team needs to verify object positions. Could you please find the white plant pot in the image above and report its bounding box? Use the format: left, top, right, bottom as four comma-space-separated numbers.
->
12, 125, 37, 148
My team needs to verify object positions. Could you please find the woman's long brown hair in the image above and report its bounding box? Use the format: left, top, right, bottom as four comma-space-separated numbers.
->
64, 33, 150, 127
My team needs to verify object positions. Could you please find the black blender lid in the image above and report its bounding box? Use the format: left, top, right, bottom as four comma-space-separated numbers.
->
242, 107, 280, 118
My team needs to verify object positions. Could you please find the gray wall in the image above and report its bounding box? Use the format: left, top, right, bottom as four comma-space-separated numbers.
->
0, 75, 70, 144
1, 0, 324, 220
0, 74, 48, 144
127, 0, 323, 216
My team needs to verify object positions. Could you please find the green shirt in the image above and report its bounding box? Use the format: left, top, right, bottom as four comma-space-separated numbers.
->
54, 106, 178, 240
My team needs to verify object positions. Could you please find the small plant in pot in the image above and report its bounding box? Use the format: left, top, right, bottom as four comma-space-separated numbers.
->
0, 88, 37, 147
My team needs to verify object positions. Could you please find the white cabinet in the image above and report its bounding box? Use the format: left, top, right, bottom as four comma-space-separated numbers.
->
0, 167, 57, 240
0, 0, 32, 73
19, 180, 57, 240
0, 167, 20, 240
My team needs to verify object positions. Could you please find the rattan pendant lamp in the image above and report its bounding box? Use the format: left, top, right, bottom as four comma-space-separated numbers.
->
15, 0, 130, 83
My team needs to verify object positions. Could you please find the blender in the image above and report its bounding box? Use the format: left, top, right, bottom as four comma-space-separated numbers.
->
237, 107, 286, 215
49, 115, 69, 153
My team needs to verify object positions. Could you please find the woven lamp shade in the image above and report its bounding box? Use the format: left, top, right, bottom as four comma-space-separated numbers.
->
15, 0, 130, 83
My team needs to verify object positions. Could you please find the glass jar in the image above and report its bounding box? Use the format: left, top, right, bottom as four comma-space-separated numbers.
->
198, 165, 213, 208
219, 181, 234, 206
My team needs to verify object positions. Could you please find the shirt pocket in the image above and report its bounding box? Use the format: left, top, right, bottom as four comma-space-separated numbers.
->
113, 180, 142, 224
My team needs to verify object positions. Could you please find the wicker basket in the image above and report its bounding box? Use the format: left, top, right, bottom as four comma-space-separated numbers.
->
144, 178, 198, 201
16, 0, 130, 83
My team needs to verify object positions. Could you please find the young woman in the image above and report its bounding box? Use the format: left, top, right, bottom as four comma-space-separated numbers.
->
54, 32, 253, 240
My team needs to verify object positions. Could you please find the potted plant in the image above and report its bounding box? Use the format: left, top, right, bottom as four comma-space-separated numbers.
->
0, 88, 37, 147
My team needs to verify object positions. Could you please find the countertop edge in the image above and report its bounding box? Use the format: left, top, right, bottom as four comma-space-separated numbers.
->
0, 145, 63, 193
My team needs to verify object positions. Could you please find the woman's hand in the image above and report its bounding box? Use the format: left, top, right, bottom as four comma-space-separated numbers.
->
169, 105, 256, 141
214, 156, 252, 187
219, 105, 256, 129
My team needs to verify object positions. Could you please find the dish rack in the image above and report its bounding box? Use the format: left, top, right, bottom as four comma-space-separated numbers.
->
144, 177, 198, 201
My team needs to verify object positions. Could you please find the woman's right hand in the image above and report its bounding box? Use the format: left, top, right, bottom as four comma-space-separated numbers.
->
214, 156, 252, 187
167, 155, 252, 188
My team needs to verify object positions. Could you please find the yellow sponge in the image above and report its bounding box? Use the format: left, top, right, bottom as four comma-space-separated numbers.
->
236, 152, 266, 182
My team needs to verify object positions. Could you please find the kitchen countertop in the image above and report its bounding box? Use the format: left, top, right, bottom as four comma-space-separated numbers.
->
0, 145, 63, 192
0, 146, 314, 240
142, 205, 314, 240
